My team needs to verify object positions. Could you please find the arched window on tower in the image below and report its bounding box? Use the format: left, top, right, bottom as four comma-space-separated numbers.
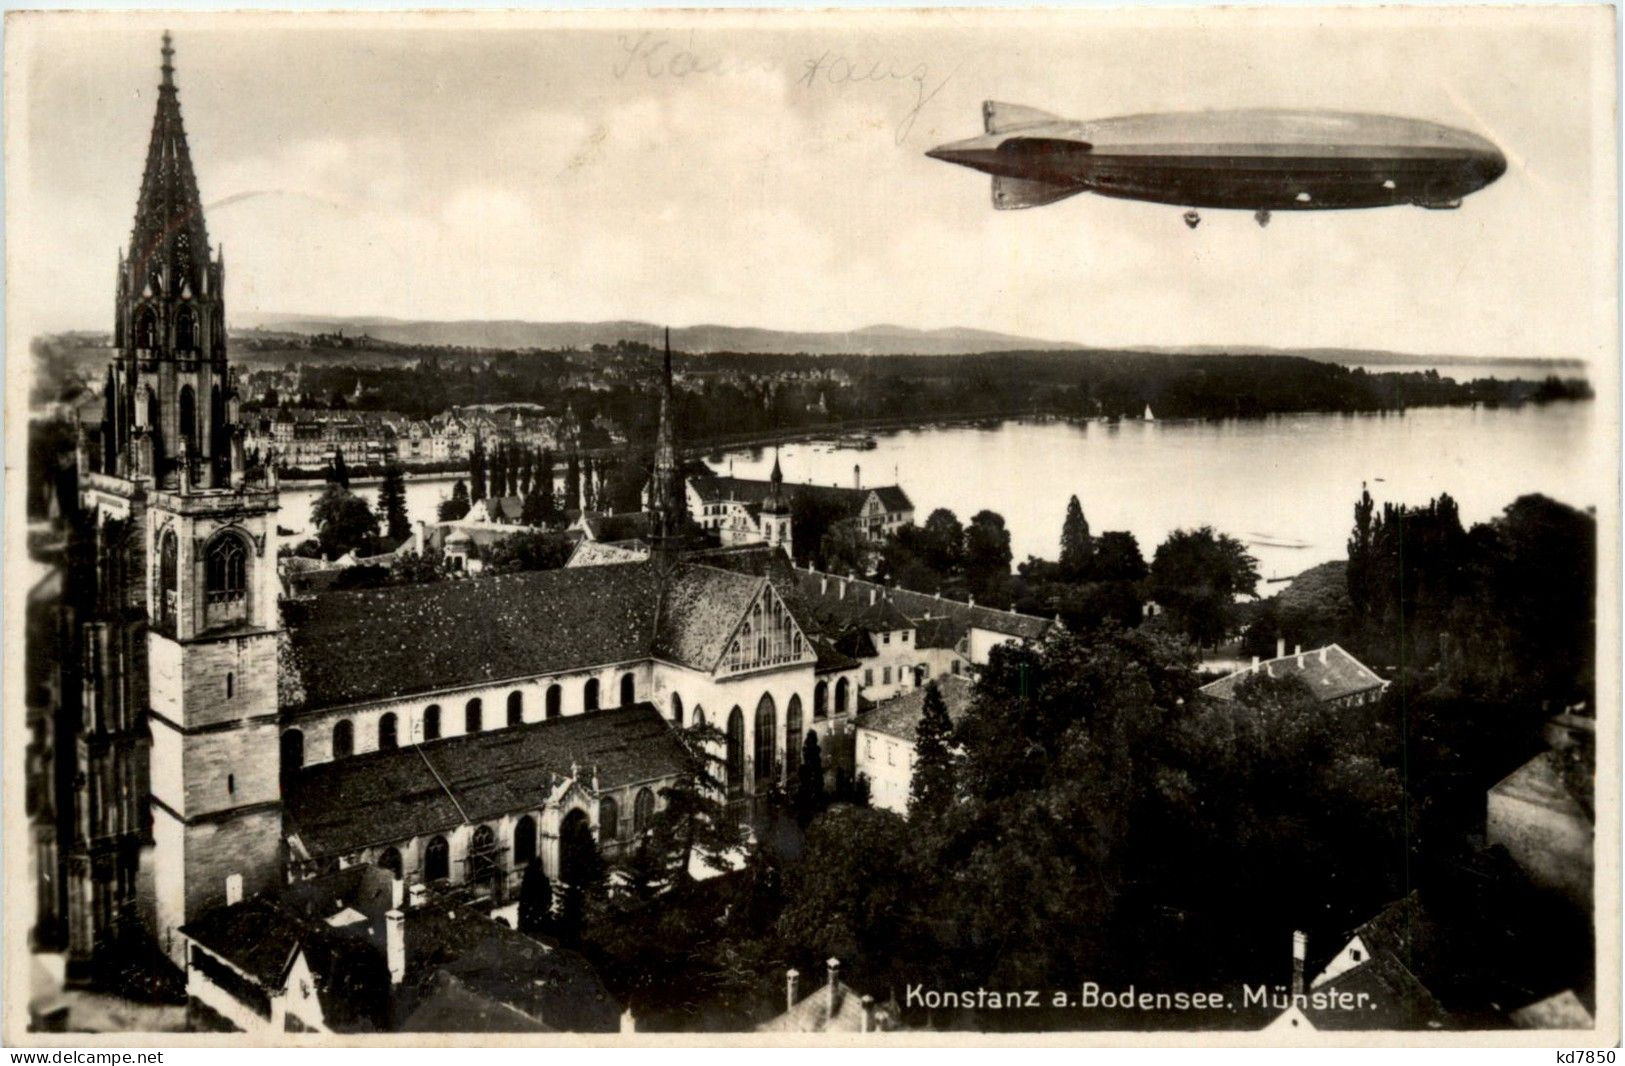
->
599, 797, 620, 844
175, 305, 198, 351
378, 712, 398, 751
835, 678, 850, 715
670, 692, 684, 727
203, 531, 249, 628
377, 847, 403, 879
157, 530, 178, 633
423, 704, 441, 741
546, 684, 562, 719
470, 824, 498, 887
507, 690, 524, 727
134, 307, 157, 350
584, 678, 600, 712
619, 673, 635, 707
178, 385, 196, 457
465, 698, 483, 734
814, 680, 829, 719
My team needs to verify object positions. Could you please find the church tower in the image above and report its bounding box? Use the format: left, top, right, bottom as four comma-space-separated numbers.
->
103, 32, 232, 489
761, 448, 793, 556
649, 328, 687, 541
57, 34, 283, 969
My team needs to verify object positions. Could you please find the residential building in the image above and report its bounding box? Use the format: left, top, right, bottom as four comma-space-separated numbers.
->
855, 676, 975, 815
1199, 642, 1388, 707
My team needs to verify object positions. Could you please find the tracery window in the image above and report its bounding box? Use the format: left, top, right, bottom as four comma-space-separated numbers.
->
205, 533, 247, 604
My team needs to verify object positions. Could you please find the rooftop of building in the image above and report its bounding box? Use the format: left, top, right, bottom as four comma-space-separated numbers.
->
1198, 643, 1385, 704
278, 560, 769, 711
285, 703, 691, 859
857, 675, 977, 744
688, 474, 913, 517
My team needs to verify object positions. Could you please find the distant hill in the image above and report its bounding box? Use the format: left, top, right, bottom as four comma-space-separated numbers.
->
235, 314, 1588, 372
236, 316, 1082, 357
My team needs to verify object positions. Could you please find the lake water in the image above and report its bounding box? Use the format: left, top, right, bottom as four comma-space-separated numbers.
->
718, 403, 1602, 583
276, 402, 1601, 584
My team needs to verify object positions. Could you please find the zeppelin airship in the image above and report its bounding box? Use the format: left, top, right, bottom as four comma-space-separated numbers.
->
926, 102, 1507, 227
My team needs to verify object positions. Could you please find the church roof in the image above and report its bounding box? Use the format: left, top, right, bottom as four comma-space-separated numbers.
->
279, 561, 768, 711
285, 703, 690, 858
688, 475, 909, 520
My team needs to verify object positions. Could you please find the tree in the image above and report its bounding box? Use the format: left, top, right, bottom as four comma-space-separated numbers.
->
581, 456, 597, 512
1058, 495, 1094, 580
377, 461, 411, 543
484, 530, 573, 573
776, 805, 918, 991
645, 720, 744, 886
490, 443, 507, 498
794, 730, 828, 826
311, 484, 379, 560
557, 814, 607, 945
1093, 531, 1148, 583
920, 508, 966, 575
907, 682, 956, 823
329, 447, 350, 489
1147, 526, 1259, 647
470, 437, 487, 502
517, 857, 555, 939
520, 490, 548, 527
819, 521, 868, 576
535, 449, 557, 523
438, 479, 471, 522
964, 510, 1013, 598
390, 548, 444, 585
565, 453, 581, 512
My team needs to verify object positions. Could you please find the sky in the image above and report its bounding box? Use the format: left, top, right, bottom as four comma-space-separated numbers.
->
6, 8, 1617, 363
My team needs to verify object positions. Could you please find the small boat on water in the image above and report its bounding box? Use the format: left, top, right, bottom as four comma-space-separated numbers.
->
833, 434, 877, 450
1143, 404, 1156, 422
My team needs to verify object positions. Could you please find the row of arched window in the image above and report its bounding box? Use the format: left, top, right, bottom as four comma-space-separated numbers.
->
367, 791, 659, 887
281, 674, 648, 773
131, 304, 202, 352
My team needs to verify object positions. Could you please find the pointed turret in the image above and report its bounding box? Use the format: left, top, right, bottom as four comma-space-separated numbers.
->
129, 31, 211, 300
762, 446, 789, 515
649, 327, 686, 539
106, 33, 233, 487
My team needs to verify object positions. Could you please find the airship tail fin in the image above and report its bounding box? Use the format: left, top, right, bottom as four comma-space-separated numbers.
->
992, 174, 1085, 210
983, 100, 1062, 135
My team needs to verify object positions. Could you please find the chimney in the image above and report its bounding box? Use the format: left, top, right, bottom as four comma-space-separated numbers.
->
1276, 637, 1285, 660
1319, 647, 1328, 664
967, 595, 975, 608
620, 1008, 636, 1034
853, 464, 861, 490
1291, 930, 1307, 998
820, 577, 828, 596
408, 883, 429, 909
839, 579, 847, 599
861, 994, 876, 1032
827, 957, 841, 1012
386, 907, 406, 985
1251, 655, 1260, 672
1296, 646, 1304, 666
390, 876, 406, 911
786, 968, 801, 1012
225, 874, 243, 907
869, 588, 876, 606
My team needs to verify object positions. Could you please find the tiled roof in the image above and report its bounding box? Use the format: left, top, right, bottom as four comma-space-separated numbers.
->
689, 476, 910, 522
1300, 952, 1450, 1030
401, 972, 549, 1033
279, 562, 766, 711
790, 569, 1052, 642
757, 982, 898, 1032
857, 676, 976, 744
284, 704, 690, 858
1198, 644, 1385, 704
403, 912, 620, 1032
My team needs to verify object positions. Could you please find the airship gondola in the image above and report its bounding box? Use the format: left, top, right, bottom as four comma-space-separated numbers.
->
926, 102, 1507, 225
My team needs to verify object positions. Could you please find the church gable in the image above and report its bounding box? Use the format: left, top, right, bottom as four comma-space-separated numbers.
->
713, 580, 816, 677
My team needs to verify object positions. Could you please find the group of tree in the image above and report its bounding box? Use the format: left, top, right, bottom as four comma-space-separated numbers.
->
1011, 496, 1151, 632
872, 508, 1013, 604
